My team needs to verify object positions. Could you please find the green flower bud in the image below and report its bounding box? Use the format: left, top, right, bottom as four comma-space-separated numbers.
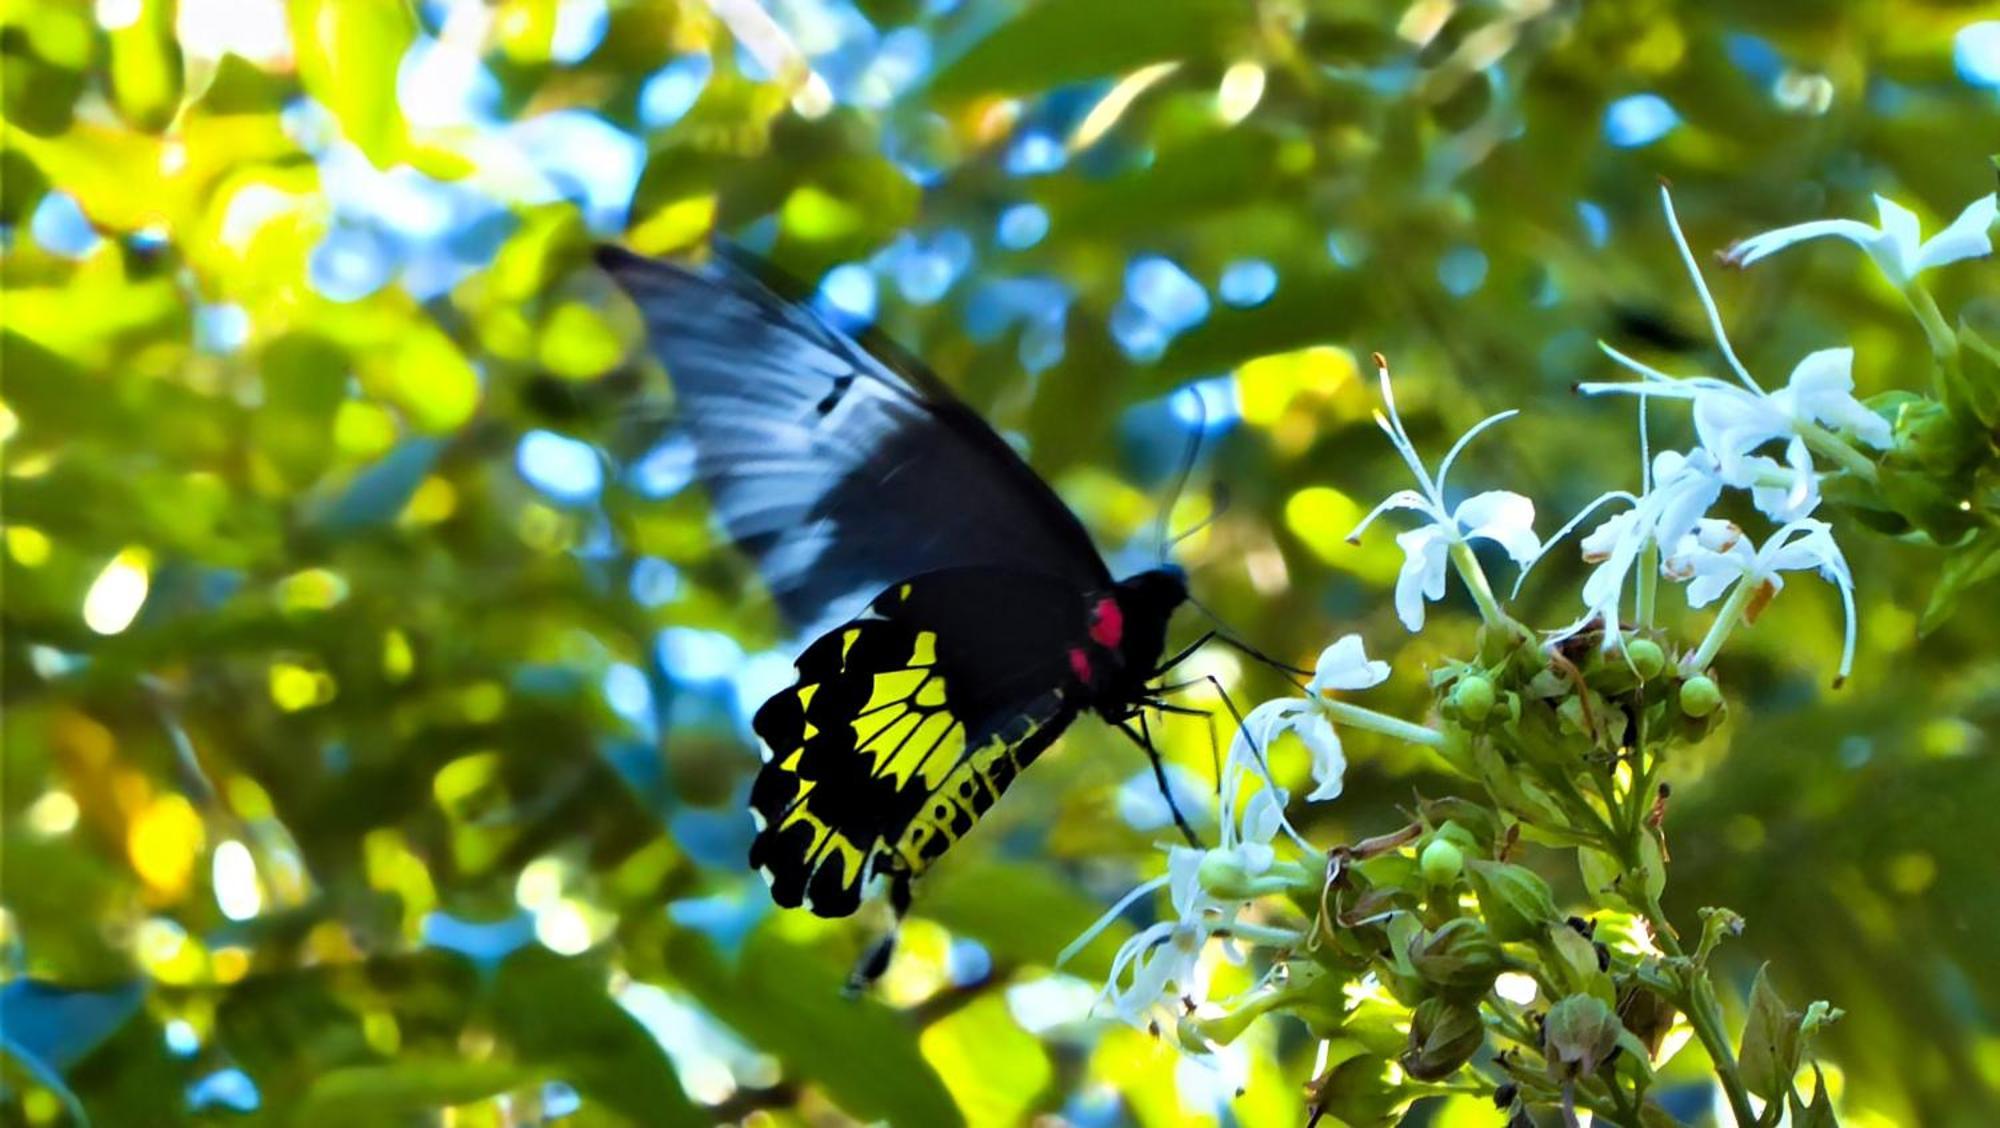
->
1465, 859, 1561, 943
1420, 837, 1464, 886
1679, 675, 1722, 718
1452, 675, 1497, 723
1626, 638, 1665, 679
1198, 850, 1258, 900
1400, 997, 1486, 1081
1543, 993, 1625, 1080
1407, 918, 1506, 999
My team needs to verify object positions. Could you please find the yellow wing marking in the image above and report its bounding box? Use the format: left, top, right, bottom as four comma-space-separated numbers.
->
865, 668, 929, 712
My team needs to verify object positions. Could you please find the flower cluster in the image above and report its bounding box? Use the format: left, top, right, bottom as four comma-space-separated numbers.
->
1061, 179, 1995, 1125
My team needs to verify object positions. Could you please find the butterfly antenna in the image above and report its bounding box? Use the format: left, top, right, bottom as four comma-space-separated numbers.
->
1167, 483, 1230, 550
1155, 389, 1208, 565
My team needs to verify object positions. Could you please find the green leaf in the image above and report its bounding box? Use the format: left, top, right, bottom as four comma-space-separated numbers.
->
919, 993, 1053, 1126
287, 0, 415, 166
929, 0, 1250, 100
105, 0, 181, 132
919, 859, 1132, 983
665, 925, 963, 1127
1306, 1052, 1402, 1128
1920, 529, 2000, 636
1737, 963, 1803, 1104
293, 1061, 551, 1125
489, 948, 703, 1126
1789, 1065, 1841, 1128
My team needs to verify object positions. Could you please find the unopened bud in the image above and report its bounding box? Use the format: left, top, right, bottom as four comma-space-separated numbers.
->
1452, 675, 1497, 723
1420, 837, 1464, 886
1543, 993, 1624, 1079
1626, 638, 1666, 678
1407, 918, 1506, 999
1466, 859, 1561, 943
1679, 675, 1722, 718
1401, 997, 1485, 1080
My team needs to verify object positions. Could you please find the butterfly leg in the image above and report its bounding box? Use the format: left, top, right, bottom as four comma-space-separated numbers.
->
1143, 673, 1285, 808
1160, 676, 1308, 850
1116, 715, 1204, 849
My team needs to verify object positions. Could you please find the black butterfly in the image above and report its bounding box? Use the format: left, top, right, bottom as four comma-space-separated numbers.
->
598, 244, 1206, 921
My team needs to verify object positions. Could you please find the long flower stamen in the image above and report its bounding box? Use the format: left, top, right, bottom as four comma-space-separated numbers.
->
1660, 183, 1762, 394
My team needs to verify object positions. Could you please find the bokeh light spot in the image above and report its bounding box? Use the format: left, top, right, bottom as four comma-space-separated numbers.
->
84, 547, 152, 635
1603, 93, 1680, 147
517, 430, 605, 505
1956, 22, 2000, 88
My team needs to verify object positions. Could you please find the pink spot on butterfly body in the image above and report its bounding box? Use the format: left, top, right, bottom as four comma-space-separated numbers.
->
1088, 597, 1123, 649
1067, 646, 1095, 686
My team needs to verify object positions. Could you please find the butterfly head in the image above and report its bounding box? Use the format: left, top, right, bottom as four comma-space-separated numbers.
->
1085, 566, 1188, 699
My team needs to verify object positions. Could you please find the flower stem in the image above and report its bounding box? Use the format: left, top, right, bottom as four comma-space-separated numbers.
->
1222, 921, 1308, 948
1683, 575, 1760, 674
1317, 699, 1446, 749
1636, 537, 1659, 628
1796, 420, 1879, 485
1904, 282, 1957, 361
1448, 539, 1529, 641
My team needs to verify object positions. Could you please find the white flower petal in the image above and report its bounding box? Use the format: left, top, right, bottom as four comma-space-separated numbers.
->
1578, 508, 1639, 562
1295, 706, 1347, 803
1872, 195, 1924, 280
1784, 347, 1890, 450
1650, 450, 1724, 547
1683, 567, 1738, 609
1723, 218, 1878, 268
1455, 489, 1541, 565
1167, 845, 1207, 915
1309, 633, 1390, 693
1239, 783, 1290, 850
1914, 192, 1997, 272
1392, 525, 1451, 632
1234, 841, 1276, 876
1786, 346, 1856, 403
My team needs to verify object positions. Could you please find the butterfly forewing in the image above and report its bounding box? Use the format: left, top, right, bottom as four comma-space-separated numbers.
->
747, 569, 1086, 916
599, 246, 1110, 637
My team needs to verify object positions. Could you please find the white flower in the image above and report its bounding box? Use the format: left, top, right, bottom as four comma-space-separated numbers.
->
1665, 517, 1858, 681
1230, 634, 1388, 802
1071, 772, 1298, 1028
1528, 448, 1724, 645
1723, 192, 1998, 286
1582, 344, 1889, 522
1347, 362, 1540, 632
1091, 848, 1212, 1027
1309, 634, 1391, 695
1069, 727, 1303, 1020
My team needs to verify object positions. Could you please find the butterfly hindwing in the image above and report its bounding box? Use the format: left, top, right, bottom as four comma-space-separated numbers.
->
598, 245, 1111, 635
747, 569, 1088, 916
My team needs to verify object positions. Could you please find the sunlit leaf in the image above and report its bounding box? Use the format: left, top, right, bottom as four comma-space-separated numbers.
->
287, 0, 416, 166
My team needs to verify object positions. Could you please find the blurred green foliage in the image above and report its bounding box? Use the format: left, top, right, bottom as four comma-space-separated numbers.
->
3, 0, 1999, 1125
